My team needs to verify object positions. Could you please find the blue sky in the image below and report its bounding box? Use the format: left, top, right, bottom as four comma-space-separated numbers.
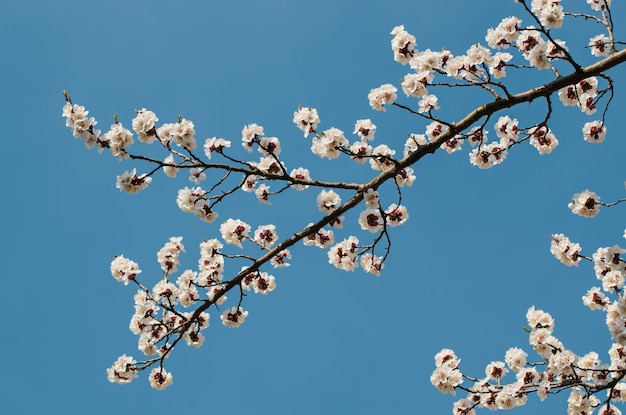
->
2, 0, 625, 414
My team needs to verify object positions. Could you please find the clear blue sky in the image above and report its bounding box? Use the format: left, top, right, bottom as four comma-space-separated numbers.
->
2, 1, 625, 414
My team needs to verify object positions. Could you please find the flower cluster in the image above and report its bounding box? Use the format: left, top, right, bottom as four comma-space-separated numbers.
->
590, 34, 612, 57
156, 118, 197, 149
293, 106, 320, 137
368, 84, 398, 111
176, 187, 218, 223
106, 230, 283, 388
290, 167, 311, 190
311, 127, 348, 159
132, 108, 158, 143
303, 226, 335, 249
316, 190, 341, 213
432, 305, 626, 413
529, 125, 559, 155
219, 219, 251, 248
116, 168, 152, 194
430, 349, 462, 395
103, 122, 133, 159
107, 355, 138, 385
62, 101, 100, 148
110, 255, 142, 285
328, 236, 359, 271
442, 179, 624, 412
587, 0, 612, 12
253, 224, 279, 249
241, 268, 276, 294
582, 121, 607, 143
220, 306, 248, 328
157, 236, 185, 274
360, 253, 384, 276
198, 238, 225, 285
149, 368, 173, 391
559, 77, 600, 116
390, 25, 416, 64
271, 249, 292, 268
569, 190, 601, 218
550, 234, 582, 267
204, 137, 231, 158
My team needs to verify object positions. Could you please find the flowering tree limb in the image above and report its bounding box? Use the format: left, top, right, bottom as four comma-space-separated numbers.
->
62, 0, 626, 406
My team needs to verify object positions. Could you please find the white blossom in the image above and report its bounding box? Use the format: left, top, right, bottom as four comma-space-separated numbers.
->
253, 224, 278, 249
311, 127, 348, 159
157, 236, 185, 274
353, 119, 376, 141
368, 84, 397, 111
358, 209, 384, 233
303, 226, 334, 249
290, 167, 311, 190
485, 16, 521, 49
401, 72, 430, 98
103, 123, 133, 159
204, 137, 231, 158
110, 255, 141, 285
434, 348, 460, 369
242, 123, 264, 151
504, 347, 527, 372
550, 234, 582, 267
220, 219, 251, 247
152, 279, 180, 305
430, 365, 462, 395
255, 183, 271, 204
116, 168, 152, 194
582, 121, 606, 143
390, 25, 416, 64
107, 355, 138, 384
488, 52, 513, 78
221, 306, 248, 328
348, 140, 372, 164
364, 188, 380, 209
189, 167, 206, 184
526, 306, 555, 332
590, 34, 611, 57
494, 116, 519, 145
418, 94, 439, 113
241, 175, 259, 192
293, 106, 320, 136
271, 249, 291, 268
396, 167, 415, 187
587, 0, 612, 11
470, 142, 507, 169
453, 399, 476, 415
385, 204, 409, 227
327, 236, 359, 271
254, 155, 284, 174
440, 136, 463, 154
149, 367, 173, 390
425, 121, 448, 142
360, 253, 384, 276
404, 133, 427, 157
171, 119, 196, 150
163, 154, 178, 178
132, 108, 158, 143
317, 190, 341, 213
369, 144, 396, 171
569, 189, 601, 218
529, 126, 558, 154
582, 287, 610, 311
485, 361, 508, 380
